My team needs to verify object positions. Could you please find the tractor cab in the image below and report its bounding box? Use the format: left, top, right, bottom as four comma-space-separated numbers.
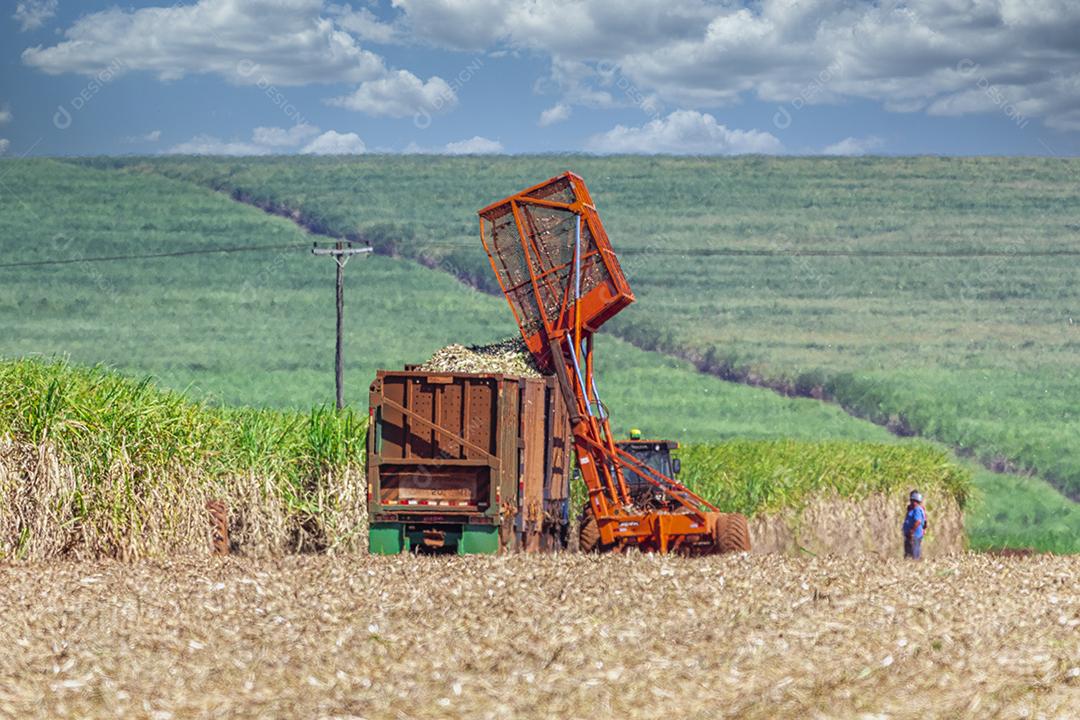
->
614, 439, 681, 507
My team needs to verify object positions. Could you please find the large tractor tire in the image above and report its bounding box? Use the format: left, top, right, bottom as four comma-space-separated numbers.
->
710, 512, 752, 554
579, 512, 601, 553
719, 513, 751, 553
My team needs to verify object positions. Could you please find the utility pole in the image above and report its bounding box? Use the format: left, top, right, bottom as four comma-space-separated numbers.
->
312, 241, 372, 409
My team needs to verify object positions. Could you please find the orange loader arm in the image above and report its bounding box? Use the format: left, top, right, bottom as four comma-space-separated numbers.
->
478, 172, 748, 554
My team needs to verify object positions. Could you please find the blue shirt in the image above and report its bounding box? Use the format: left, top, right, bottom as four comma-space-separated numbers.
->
903, 505, 926, 538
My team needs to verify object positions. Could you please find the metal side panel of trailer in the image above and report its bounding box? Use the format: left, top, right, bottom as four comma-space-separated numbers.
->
367, 371, 571, 554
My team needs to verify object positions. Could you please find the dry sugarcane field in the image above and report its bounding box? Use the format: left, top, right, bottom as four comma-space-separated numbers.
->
0, 552, 1076, 720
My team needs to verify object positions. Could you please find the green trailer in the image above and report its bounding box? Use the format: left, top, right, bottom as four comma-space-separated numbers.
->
366, 370, 572, 554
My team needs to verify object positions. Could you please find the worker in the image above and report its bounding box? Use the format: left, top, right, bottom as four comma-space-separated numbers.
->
629, 428, 642, 440
903, 490, 926, 560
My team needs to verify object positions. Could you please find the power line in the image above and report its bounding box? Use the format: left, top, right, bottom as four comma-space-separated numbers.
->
2, 241, 1077, 270
314, 239, 1080, 258
0, 242, 308, 269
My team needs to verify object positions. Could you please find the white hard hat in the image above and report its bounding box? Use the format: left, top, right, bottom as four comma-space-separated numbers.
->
910, 490, 923, 502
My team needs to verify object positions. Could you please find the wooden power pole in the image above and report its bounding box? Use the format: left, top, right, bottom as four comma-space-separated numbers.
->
312, 241, 372, 409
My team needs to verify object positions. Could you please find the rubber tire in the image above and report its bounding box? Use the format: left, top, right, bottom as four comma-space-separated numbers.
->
719, 513, 751, 553
579, 512, 601, 553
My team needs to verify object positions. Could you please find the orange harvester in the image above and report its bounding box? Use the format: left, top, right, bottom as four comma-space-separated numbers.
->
479, 172, 746, 553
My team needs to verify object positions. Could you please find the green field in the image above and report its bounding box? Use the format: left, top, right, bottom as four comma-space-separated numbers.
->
0, 157, 1076, 552
79, 155, 1080, 504
0, 159, 895, 441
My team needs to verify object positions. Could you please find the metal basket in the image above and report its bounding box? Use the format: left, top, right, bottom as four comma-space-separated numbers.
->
478, 172, 634, 365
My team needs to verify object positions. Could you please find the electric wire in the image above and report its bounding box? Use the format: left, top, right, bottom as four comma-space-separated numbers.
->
0, 242, 309, 269
1, 242, 1077, 270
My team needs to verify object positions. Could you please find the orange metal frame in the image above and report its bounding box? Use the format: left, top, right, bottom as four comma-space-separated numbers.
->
478, 172, 721, 553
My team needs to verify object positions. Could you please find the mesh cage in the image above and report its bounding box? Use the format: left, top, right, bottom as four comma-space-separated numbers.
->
482, 203, 544, 335
524, 175, 576, 205
479, 173, 634, 352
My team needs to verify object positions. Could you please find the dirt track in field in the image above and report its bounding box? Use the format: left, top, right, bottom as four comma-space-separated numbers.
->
0, 554, 1076, 720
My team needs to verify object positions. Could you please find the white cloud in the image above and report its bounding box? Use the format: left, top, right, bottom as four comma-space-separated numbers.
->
168, 124, 364, 156
1044, 109, 1080, 132
252, 123, 320, 147
22, 1, 460, 120
328, 4, 401, 44
442, 136, 504, 154
822, 136, 884, 156
123, 129, 162, 144
167, 134, 269, 156
587, 110, 782, 155
22, 0, 387, 86
401, 137, 504, 154
390, 0, 1080, 132
327, 70, 456, 117
301, 130, 366, 154
393, 0, 713, 56
169, 127, 512, 156
20, 0, 1080, 134
13, 0, 57, 32
538, 103, 571, 127
0, 108, 11, 125
390, 0, 509, 51
535, 58, 619, 109
0, 139, 10, 155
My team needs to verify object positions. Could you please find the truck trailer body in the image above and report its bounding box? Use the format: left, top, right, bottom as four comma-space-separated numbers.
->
366, 370, 572, 554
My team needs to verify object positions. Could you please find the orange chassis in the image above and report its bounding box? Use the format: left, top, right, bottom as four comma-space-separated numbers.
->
478, 172, 733, 554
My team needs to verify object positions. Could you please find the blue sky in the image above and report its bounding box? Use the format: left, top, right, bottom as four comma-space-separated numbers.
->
1, 0, 1078, 157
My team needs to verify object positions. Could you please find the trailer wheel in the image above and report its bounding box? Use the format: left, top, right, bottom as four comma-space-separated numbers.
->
719, 513, 751, 553
579, 512, 601, 553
